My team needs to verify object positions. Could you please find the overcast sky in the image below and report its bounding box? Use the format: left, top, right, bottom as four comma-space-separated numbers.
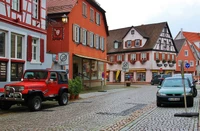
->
99, 0, 200, 38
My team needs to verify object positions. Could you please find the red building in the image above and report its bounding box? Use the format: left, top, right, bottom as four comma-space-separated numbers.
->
47, 0, 109, 87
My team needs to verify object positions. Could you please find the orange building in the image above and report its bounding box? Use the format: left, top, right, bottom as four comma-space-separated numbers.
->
47, 0, 109, 87
174, 31, 200, 75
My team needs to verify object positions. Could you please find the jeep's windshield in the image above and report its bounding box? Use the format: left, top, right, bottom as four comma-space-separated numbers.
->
24, 71, 48, 79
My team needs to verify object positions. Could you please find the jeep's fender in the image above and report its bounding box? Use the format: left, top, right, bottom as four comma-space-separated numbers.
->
58, 87, 68, 96
27, 90, 44, 100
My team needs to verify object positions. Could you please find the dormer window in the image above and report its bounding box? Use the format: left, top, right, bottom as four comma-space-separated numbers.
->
127, 40, 131, 48
114, 41, 118, 49
131, 30, 135, 35
135, 39, 141, 47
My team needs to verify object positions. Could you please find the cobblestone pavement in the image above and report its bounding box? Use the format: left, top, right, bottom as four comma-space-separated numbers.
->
0, 85, 199, 131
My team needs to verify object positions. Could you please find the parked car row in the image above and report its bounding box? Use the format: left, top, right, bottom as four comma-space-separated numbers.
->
156, 73, 198, 107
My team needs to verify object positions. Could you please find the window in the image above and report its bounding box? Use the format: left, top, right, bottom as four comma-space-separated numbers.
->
141, 53, 146, 59
82, 2, 87, 17
58, 72, 68, 84
82, 28, 87, 45
162, 53, 165, 60
131, 54, 136, 60
73, 24, 80, 43
11, 63, 24, 81
0, 31, 5, 57
185, 50, 188, 56
91, 60, 97, 80
12, 0, 20, 11
117, 55, 122, 61
169, 41, 172, 51
159, 40, 161, 50
184, 60, 188, 65
32, 38, 39, 62
32, 0, 39, 19
167, 54, 170, 60
11, 33, 22, 59
90, 32, 94, 47
190, 61, 194, 66
110, 56, 114, 62
114, 41, 118, 49
172, 54, 175, 60
98, 61, 104, 80
96, 12, 100, 25
82, 59, 90, 80
100, 37, 104, 51
0, 62, 7, 81
135, 39, 140, 47
127, 40, 131, 48
96, 35, 99, 49
178, 60, 181, 66
156, 52, 159, 59
90, 8, 94, 21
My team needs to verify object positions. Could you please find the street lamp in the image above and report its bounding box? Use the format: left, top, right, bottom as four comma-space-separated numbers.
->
62, 14, 68, 23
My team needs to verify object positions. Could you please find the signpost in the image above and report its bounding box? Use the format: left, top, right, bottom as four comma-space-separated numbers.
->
122, 61, 129, 87
58, 52, 69, 65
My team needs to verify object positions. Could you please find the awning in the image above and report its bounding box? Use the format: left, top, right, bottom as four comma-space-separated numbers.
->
74, 54, 112, 64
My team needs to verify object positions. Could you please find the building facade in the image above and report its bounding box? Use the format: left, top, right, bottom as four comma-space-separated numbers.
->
107, 22, 178, 83
0, 0, 52, 87
47, 0, 109, 87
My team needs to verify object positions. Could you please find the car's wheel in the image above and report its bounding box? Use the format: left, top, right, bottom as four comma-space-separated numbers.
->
0, 102, 12, 110
28, 96, 42, 111
151, 81, 154, 85
187, 98, 194, 107
193, 88, 197, 97
58, 92, 68, 106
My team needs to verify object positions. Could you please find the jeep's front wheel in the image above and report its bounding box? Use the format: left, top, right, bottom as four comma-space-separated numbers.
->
0, 102, 12, 110
28, 96, 42, 111
58, 92, 68, 106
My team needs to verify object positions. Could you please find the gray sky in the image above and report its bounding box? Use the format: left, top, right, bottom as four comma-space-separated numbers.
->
99, 0, 200, 38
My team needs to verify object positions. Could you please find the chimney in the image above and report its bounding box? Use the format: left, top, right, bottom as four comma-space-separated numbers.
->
180, 28, 184, 39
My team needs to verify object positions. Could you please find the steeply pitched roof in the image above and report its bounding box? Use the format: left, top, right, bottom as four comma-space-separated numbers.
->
174, 39, 186, 53
47, 0, 77, 14
107, 22, 174, 54
183, 32, 200, 43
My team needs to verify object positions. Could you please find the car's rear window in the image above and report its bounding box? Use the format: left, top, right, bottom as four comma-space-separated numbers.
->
24, 71, 48, 79
173, 74, 193, 82
162, 78, 190, 88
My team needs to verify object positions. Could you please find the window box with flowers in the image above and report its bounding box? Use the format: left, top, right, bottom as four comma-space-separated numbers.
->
108, 62, 113, 65
140, 58, 147, 64
162, 59, 166, 63
156, 59, 160, 63
172, 60, 176, 64
130, 59, 136, 64
167, 60, 171, 63
117, 60, 122, 64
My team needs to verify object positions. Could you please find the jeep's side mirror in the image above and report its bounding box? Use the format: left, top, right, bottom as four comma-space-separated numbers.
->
157, 85, 161, 88
193, 80, 198, 83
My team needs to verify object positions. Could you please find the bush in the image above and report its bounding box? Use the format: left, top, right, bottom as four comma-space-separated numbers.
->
68, 76, 83, 95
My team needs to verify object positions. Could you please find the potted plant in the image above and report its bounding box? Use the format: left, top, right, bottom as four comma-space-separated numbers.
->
167, 60, 171, 63
117, 60, 122, 64
162, 59, 166, 63
68, 76, 83, 100
156, 59, 160, 63
172, 60, 176, 64
130, 59, 136, 64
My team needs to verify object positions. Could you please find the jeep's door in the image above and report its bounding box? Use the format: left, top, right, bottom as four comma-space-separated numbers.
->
46, 72, 59, 97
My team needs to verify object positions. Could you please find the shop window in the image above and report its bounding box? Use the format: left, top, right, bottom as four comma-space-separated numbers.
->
98, 61, 104, 80
11, 63, 24, 81
0, 31, 5, 57
0, 62, 7, 81
83, 59, 90, 80
91, 60, 97, 80
11, 33, 23, 59
136, 72, 146, 81
125, 73, 133, 81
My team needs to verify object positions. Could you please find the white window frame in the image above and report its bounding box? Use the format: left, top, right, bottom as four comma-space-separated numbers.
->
82, 2, 87, 17
178, 60, 181, 66
82, 28, 87, 45
167, 54, 170, 60
11, 33, 23, 59
100, 37, 104, 51
96, 35, 99, 49
32, 38, 40, 63
117, 55, 122, 61
74, 25, 80, 43
32, 0, 39, 19
185, 50, 188, 56
127, 40, 131, 48
90, 8, 94, 21
190, 61, 194, 66
162, 53, 165, 60
135, 39, 140, 47
0, 31, 6, 57
96, 12, 100, 25
141, 53, 146, 59
90, 32, 94, 47
131, 54, 136, 60
184, 60, 188, 66
156, 52, 159, 59
172, 54, 175, 60
12, 0, 20, 11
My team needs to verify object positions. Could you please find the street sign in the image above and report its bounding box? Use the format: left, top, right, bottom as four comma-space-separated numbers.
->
122, 68, 129, 72
185, 63, 190, 69
58, 52, 69, 65
122, 61, 129, 69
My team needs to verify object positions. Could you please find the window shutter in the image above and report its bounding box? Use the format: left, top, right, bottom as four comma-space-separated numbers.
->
159, 53, 162, 60
94, 34, 96, 48
122, 54, 124, 61
80, 28, 83, 44
128, 54, 131, 61
147, 53, 149, 60
154, 52, 156, 60
40, 38, 44, 63
131, 40, 135, 47
165, 54, 167, 60
136, 54, 139, 61
27, 35, 32, 61
139, 53, 141, 60
125, 41, 127, 47
115, 55, 117, 62
107, 55, 109, 61
170, 54, 172, 61
87, 31, 90, 46
140, 40, 142, 46
73, 24, 76, 41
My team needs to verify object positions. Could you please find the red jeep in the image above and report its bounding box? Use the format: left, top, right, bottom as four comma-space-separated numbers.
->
0, 69, 69, 111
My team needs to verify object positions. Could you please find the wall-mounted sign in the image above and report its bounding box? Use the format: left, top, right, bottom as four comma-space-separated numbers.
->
58, 52, 69, 65
52, 27, 63, 40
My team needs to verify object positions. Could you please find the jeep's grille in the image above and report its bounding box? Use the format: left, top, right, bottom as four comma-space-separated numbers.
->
7, 86, 23, 92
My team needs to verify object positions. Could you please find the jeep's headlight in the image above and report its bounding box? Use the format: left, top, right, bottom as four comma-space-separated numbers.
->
5, 86, 11, 91
157, 92, 167, 96
19, 86, 24, 91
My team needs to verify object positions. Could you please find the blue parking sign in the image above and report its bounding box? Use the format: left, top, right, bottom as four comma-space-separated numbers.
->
185, 63, 190, 68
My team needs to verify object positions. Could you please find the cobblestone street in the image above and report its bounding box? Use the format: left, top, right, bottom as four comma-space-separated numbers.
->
0, 85, 199, 131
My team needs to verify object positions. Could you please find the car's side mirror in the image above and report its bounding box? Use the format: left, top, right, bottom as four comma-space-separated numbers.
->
157, 85, 161, 88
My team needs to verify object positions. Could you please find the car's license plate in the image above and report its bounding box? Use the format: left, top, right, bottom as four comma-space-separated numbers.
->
168, 98, 180, 101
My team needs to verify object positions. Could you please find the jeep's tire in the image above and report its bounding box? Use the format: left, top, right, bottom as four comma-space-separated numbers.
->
0, 102, 12, 110
28, 96, 42, 111
58, 92, 68, 106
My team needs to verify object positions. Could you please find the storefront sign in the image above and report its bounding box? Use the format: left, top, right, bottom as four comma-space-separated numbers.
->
52, 27, 63, 40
